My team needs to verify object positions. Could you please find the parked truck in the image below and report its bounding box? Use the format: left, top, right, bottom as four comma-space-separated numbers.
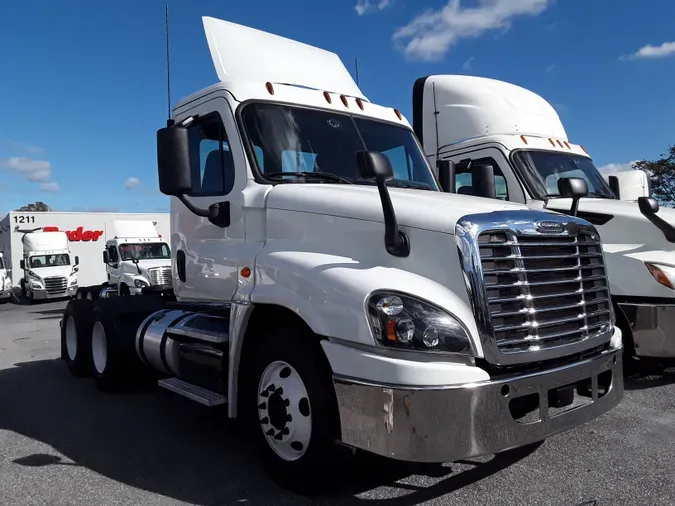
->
76, 220, 172, 300
413, 74, 675, 369
0, 252, 11, 303
17, 228, 79, 303
59, 17, 624, 493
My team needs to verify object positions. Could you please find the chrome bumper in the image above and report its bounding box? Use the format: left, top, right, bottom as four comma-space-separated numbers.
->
32, 286, 77, 300
618, 302, 675, 358
333, 347, 623, 463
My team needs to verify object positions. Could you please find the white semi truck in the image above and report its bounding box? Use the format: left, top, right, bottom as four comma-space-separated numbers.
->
0, 252, 11, 303
60, 17, 623, 493
413, 74, 675, 368
17, 228, 79, 303
76, 220, 172, 300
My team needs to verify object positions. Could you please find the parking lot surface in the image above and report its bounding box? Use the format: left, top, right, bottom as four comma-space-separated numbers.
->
1, 300, 675, 505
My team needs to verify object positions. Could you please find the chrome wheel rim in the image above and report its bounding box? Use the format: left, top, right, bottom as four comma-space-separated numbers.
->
257, 360, 312, 461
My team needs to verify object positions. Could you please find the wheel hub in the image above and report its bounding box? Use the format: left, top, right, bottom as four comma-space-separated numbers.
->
257, 361, 312, 461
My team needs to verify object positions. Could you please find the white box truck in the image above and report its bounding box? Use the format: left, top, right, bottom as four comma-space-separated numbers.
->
413, 74, 675, 369
18, 228, 79, 303
76, 220, 172, 299
59, 17, 624, 493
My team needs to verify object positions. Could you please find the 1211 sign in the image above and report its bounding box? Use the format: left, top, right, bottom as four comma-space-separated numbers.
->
13, 215, 35, 224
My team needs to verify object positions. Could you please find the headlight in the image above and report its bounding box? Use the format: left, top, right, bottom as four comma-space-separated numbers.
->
134, 279, 149, 288
69, 277, 78, 286
366, 292, 474, 355
645, 262, 675, 290
28, 270, 41, 280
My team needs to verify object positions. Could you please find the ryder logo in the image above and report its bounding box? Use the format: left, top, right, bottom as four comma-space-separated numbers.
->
43, 226, 104, 242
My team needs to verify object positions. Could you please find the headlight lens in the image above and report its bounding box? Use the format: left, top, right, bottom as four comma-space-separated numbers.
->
645, 262, 675, 290
367, 292, 474, 355
69, 277, 77, 286
134, 279, 149, 288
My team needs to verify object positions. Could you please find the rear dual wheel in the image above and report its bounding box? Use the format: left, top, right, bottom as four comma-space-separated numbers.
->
61, 300, 95, 377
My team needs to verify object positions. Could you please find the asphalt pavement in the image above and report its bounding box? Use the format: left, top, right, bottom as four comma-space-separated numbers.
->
1, 299, 675, 506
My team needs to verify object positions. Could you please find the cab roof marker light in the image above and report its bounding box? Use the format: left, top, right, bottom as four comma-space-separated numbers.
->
520, 135, 528, 144
556, 139, 564, 148
265, 82, 275, 95
564, 141, 571, 149
394, 109, 403, 120
580, 145, 589, 154
340, 94, 349, 107
548, 138, 556, 147
323, 91, 332, 104
356, 97, 364, 110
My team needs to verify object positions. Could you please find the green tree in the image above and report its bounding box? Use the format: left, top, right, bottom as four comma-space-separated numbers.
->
634, 145, 675, 206
14, 201, 51, 212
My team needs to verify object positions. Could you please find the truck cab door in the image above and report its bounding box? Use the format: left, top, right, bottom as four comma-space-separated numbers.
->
444, 148, 526, 204
106, 244, 120, 284
171, 96, 248, 302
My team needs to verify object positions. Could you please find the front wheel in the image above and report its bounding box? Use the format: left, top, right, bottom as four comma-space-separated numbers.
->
244, 328, 347, 494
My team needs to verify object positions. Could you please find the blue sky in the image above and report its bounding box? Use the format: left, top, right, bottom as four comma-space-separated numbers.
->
1, 0, 675, 215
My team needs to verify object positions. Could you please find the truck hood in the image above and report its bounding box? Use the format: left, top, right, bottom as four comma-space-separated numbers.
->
546, 197, 675, 298
266, 184, 529, 234
29, 265, 74, 280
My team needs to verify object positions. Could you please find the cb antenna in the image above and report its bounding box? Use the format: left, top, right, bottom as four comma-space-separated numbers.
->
165, 4, 173, 126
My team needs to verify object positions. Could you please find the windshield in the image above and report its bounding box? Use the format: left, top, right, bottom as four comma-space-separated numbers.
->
30, 254, 70, 268
513, 150, 615, 200
241, 103, 439, 191
119, 242, 171, 261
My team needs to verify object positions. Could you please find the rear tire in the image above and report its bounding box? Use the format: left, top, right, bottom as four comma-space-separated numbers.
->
60, 300, 95, 377
89, 297, 167, 392
243, 327, 346, 494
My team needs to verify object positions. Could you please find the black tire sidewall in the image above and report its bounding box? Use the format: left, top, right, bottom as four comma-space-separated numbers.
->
244, 328, 343, 491
61, 300, 95, 377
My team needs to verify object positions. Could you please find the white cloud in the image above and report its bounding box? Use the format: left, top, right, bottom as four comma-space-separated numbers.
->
124, 177, 141, 189
355, 0, 392, 16
39, 182, 61, 192
597, 161, 639, 174
462, 56, 475, 70
393, 0, 553, 61
0, 156, 51, 181
625, 41, 675, 60
546, 64, 556, 72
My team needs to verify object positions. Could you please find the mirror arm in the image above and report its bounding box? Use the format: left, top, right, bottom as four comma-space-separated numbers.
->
376, 180, 410, 257
570, 198, 580, 217
176, 195, 231, 228
639, 207, 675, 243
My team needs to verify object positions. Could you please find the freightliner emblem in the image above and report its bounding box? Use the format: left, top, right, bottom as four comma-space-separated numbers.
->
535, 221, 565, 233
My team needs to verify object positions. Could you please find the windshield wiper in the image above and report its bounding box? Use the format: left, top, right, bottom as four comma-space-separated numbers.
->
266, 172, 353, 185
388, 180, 435, 191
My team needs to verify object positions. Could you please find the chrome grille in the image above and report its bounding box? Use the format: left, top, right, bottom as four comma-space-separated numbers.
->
44, 276, 67, 295
147, 266, 172, 286
479, 230, 612, 355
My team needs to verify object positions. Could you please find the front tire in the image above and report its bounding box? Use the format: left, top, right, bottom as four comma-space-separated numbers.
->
244, 328, 346, 494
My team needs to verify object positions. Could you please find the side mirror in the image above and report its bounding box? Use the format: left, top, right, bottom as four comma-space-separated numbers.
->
638, 196, 659, 216
356, 151, 394, 181
355, 150, 409, 258
157, 125, 192, 196
471, 164, 496, 199
73, 267, 79, 273
436, 159, 456, 193
102, 251, 109, 264
74, 256, 80, 266
608, 175, 621, 199
20, 259, 25, 270
558, 177, 588, 216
